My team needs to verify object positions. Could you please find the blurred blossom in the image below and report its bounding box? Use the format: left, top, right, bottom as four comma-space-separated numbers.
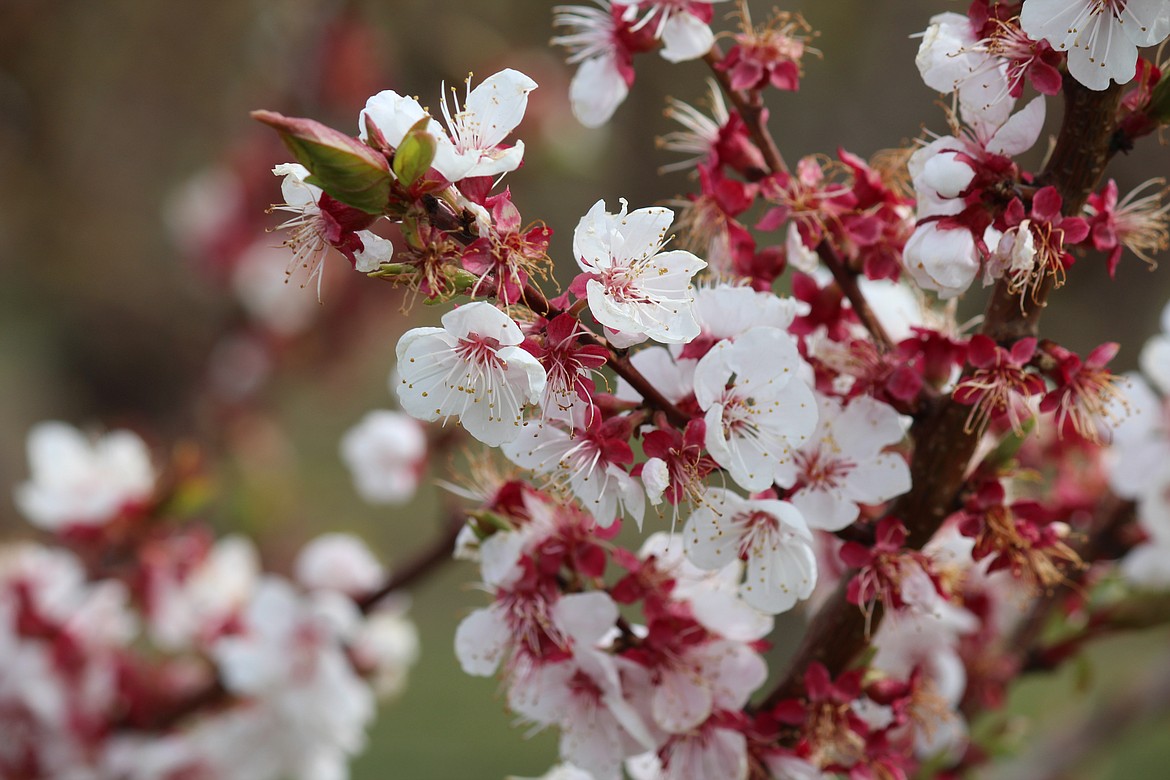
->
339, 410, 427, 505
14, 421, 155, 531
295, 532, 386, 598
232, 238, 320, 336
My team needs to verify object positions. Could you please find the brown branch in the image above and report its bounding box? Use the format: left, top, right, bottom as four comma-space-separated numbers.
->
703, 47, 788, 176
357, 510, 466, 613
817, 240, 895, 354
704, 47, 896, 359
757, 79, 1128, 717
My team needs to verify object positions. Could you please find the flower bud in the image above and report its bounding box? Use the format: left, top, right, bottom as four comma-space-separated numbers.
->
252, 110, 392, 214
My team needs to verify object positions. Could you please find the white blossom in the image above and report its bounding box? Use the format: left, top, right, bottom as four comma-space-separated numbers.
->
574, 199, 706, 345
508, 592, 657, 780
553, 2, 631, 128
502, 403, 645, 528
395, 302, 546, 446
1139, 301, 1170, 395
691, 284, 806, 346
270, 163, 394, 293
339, 410, 427, 505
692, 326, 817, 492
1021, 0, 1170, 90
148, 535, 259, 651
782, 394, 911, 533
15, 422, 155, 531
350, 609, 420, 699
361, 69, 537, 181
637, 533, 774, 642
683, 489, 817, 615
613, 1, 725, 63
295, 533, 386, 598
212, 578, 376, 780
915, 12, 1013, 119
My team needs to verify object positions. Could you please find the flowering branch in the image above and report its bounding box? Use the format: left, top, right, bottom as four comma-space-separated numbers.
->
702, 46, 787, 177
760, 79, 1130, 719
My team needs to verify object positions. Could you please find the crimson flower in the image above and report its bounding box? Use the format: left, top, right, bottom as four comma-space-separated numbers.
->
953, 335, 1046, 435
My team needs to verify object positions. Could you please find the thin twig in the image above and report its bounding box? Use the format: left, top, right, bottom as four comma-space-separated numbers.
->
816, 240, 895, 353
357, 510, 466, 613
702, 47, 788, 176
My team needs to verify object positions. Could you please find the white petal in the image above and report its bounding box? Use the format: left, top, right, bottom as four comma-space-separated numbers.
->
441, 301, 524, 346
1020, 0, 1091, 49
613, 207, 674, 265
570, 54, 630, 128
1120, 0, 1170, 46
652, 668, 713, 732
921, 152, 975, 199
574, 199, 619, 272
687, 588, 773, 642
986, 96, 1046, 157
902, 223, 980, 299
915, 13, 980, 93
683, 491, 742, 569
1143, 335, 1170, 396
844, 453, 912, 506
274, 163, 320, 209
353, 231, 393, 272
1065, 17, 1138, 91
463, 68, 538, 149
555, 591, 619, 645
454, 606, 512, 676
461, 142, 526, 179
1122, 541, 1170, 588
741, 537, 817, 615
659, 12, 715, 63
832, 395, 908, 455
360, 90, 435, 147
790, 486, 858, 533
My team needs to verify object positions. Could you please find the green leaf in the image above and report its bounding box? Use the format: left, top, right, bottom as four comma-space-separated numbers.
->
392, 116, 438, 187
1149, 74, 1170, 124
466, 509, 514, 537
252, 110, 391, 214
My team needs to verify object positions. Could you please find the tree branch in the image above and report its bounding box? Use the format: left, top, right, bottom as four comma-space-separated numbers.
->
703, 47, 788, 176
758, 79, 1127, 716
357, 509, 466, 613
817, 240, 895, 354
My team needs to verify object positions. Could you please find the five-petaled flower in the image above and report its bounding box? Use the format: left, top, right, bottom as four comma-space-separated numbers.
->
572, 198, 707, 345
360, 69, 537, 182
395, 302, 547, 446
684, 487, 817, 614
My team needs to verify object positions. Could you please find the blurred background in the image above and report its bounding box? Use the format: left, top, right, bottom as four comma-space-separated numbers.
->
1, 0, 1169, 777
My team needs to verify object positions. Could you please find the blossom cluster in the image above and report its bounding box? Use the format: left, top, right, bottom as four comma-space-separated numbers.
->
4, 423, 418, 780
12, 0, 1170, 777
238, 0, 1170, 772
